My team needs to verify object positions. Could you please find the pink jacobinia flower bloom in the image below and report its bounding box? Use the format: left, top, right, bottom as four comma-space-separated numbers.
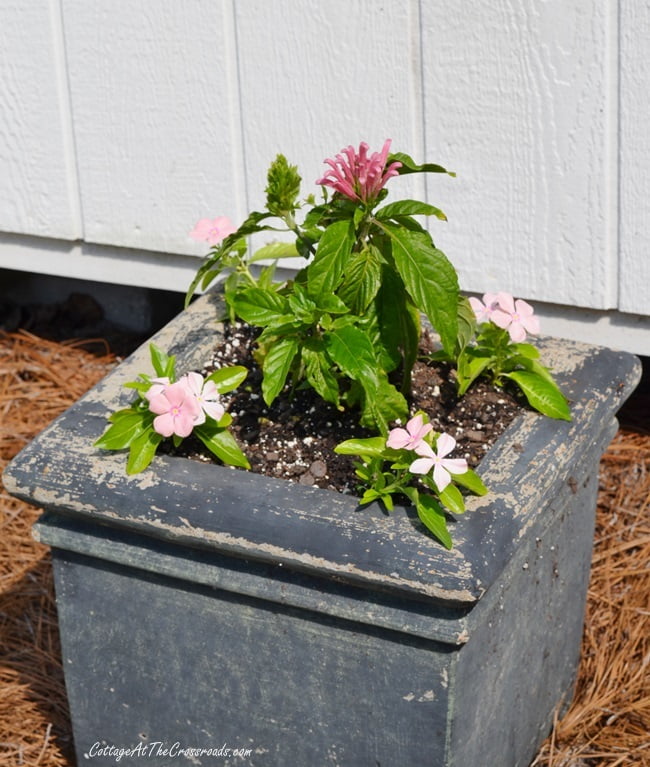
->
183, 371, 225, 424
386, 414, 433, 451
409, 433, 468, 492
189, 216, 237, 246
469, 293, 501, 324
316, 139, 402, 204
148, 380, 202, 438
491, 291, 540, 343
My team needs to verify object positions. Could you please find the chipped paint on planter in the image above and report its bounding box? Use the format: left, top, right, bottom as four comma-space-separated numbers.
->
3, 289, 641, 767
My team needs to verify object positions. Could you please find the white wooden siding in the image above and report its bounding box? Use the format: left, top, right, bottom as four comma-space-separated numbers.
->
0, 0, 648, 352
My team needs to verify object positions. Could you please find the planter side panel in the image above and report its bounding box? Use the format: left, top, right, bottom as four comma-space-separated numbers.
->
53, 550, 454, 767
448, 468, 599, 766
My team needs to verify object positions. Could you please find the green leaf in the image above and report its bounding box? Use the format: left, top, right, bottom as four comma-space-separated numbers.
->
453, 468, 489, 496
126, 428, 163, 475
504, 370, 571, 421
250, 241, 299, 263
438, 483, 466, 515
313, 293, 350, 314
376, 222, 459, 355
261, 335, 299, 405
375, 199, 447, 222
302, 346, 340, 407
376, 265, 421, 383
416, 495, 453, 549
206, 365, 248, 394
149, 344, 175, 379
306, 219, 355, 297
334, 436, 388, 458
325, 324, 379, 390
456, 295, 477, 355
456, 349, 494, 396
194, 425, 250, 469
95, 408, 150, 450
512, 343, 540, 360
388, 152, 456, 178
232, 288, 290, 326
359, 377, 408, 433
337, 244, 383, 315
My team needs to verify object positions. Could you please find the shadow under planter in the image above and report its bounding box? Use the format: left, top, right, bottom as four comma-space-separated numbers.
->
3, 291, 641, 767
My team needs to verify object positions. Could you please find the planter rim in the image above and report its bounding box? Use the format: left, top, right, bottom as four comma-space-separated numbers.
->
3, 291, 642, 606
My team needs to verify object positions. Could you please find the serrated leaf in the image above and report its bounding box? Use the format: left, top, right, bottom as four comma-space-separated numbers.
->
126, 428, 163, 474
302, 346, 340, 407
375, 199, 447, 221
504, 370, 571, 421
337, 245, 383, 314
325, 324, 379, 390
416, 495, 453, 549
195, 425, 250, 468
377, 222, 459, 355
376, 265, 420, 380
233, 288, 289, 326
261, 335, 299, 405
306, 219, 355, 297
207, 365, 248, 394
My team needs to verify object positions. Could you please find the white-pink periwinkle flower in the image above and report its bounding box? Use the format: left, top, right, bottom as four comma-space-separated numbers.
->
183, 371, 225, 424
469, 293, 500, 324
386, 414, 433, 451
189, 216, 237, 246
491, 291, 540, 343
316, 139, 402, 204
145, 377, 171, 401
409, 433, 468, 492
148, 381, 202, 438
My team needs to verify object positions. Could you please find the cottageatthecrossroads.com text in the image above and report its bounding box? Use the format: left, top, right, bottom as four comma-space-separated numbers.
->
84, 741, 255, 762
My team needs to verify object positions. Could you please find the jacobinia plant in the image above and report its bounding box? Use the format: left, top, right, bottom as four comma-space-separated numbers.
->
97, 140, 570, 547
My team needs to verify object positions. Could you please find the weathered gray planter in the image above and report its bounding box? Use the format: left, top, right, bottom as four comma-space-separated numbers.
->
3, 290, 640, 767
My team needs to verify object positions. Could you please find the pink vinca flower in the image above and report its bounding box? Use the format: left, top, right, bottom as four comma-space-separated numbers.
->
491, 292, 540, 343
409, 433, 468, 492
183, 371, 225, 424
386, 414, 433, 451
148, 380, 202, 438
145, 377, 170, 401
316, 139, 402, 204
469, 293, 501, 324
189, 216, 237, 246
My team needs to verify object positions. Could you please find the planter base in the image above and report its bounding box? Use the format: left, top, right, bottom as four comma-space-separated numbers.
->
3, 291, 641, 766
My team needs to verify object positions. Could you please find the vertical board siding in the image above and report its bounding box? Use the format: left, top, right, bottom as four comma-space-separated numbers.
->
61, 0, 244, 256
234, 0, 426, 217
420, 0, 616, 310
0, 0, 80, 239
619, 1, 650, 316
0, 0, 648, 336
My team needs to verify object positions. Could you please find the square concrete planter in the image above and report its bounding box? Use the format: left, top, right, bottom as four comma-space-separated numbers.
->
3, 291, 640, 767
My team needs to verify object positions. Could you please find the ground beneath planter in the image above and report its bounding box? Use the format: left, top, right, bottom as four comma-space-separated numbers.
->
170, 322, 523, 493
0, 328, 648, 767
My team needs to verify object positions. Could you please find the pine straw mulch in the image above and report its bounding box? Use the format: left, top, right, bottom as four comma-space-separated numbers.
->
0, 329, 648, 767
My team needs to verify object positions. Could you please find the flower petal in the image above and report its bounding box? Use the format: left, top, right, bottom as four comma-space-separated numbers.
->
435, 433, 457, 459
409, 457, 434, 475
433, 463, 452, 491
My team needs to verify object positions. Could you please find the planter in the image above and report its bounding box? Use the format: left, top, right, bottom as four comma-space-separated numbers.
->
3, 290, 640, 767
